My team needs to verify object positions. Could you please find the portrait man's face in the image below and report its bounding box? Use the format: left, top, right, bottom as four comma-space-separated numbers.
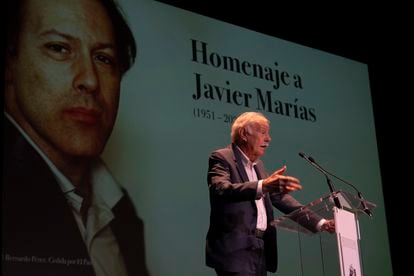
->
6, 0, 122, 158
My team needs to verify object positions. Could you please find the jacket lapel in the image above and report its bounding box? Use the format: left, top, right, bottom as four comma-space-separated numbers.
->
110, 194, 150, 276
231, 144, 250, 183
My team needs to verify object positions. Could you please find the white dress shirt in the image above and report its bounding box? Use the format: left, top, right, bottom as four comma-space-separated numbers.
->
237, 147, 267, 231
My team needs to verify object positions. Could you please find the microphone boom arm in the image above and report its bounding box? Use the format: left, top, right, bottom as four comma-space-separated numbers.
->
299, 152, 372, 217
299, 152, 342, 209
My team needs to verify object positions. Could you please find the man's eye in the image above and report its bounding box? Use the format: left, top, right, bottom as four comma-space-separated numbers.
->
46, 43, 69, 54
95, 54, 114, 65
43, 43, 72, 61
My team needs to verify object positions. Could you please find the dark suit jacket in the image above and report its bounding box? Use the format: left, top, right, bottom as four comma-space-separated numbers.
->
206, 144, 318, 273
2, 116, 150, 276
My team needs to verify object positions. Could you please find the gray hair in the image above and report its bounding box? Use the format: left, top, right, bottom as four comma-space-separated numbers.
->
231, 112, 269, 144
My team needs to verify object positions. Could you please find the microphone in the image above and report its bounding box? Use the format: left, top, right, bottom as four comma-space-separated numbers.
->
299, 152, 373, 217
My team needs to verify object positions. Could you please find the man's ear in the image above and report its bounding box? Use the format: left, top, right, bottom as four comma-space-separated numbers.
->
239, 127, 248, 142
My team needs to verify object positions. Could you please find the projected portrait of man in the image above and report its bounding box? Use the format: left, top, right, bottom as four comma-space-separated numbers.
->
3, 0, 149, 275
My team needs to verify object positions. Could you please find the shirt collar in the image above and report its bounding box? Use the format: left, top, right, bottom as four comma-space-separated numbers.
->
236, 145, 257, 167
5, 111, 123, 208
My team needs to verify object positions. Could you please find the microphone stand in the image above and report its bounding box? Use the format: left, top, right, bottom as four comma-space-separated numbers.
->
299, 152, 372, 217
299, 152, 342, 209
326, 176, 343, 210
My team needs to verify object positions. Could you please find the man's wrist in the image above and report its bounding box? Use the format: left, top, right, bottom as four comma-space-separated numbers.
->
256, 180, 264, 199
316, 218, 327, 231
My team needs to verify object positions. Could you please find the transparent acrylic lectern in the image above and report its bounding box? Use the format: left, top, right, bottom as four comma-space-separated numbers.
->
271, 190, 376, 276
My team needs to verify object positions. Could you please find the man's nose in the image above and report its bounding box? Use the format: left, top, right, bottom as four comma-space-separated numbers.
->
73, 56, 99, 94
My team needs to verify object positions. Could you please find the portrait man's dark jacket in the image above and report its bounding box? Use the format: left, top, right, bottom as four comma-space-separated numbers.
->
2, 116, 149, 276
206, 144, 319, 273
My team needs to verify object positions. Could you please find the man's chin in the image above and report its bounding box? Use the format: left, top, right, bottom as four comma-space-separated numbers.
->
59, 141, 105, 158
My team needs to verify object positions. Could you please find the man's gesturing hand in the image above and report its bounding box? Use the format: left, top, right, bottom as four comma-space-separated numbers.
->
262, 166, 302, 194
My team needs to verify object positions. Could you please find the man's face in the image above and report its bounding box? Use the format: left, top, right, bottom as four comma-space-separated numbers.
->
6, 0, 122, 158
243, 121, 271, 161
